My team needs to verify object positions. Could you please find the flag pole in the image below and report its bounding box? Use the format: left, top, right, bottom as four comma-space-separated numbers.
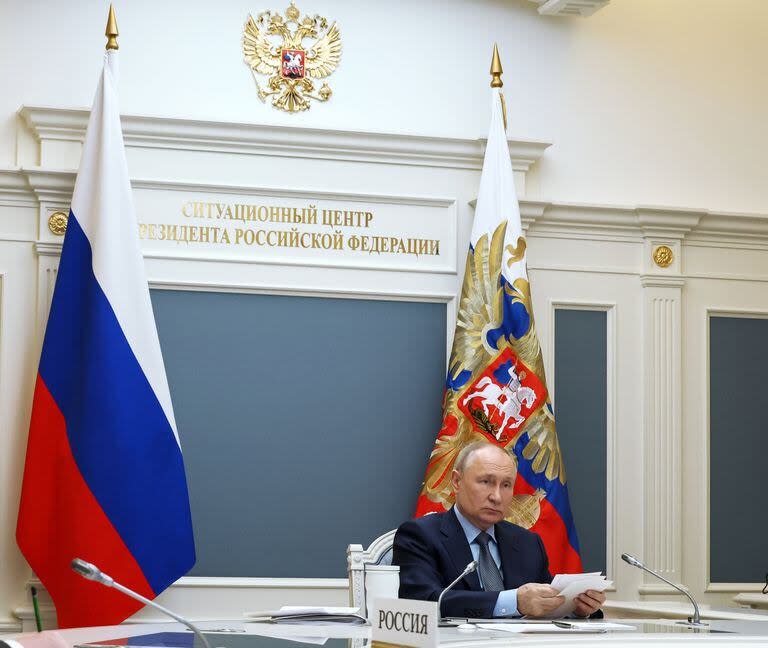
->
490, 43, 507, 131
106, 4, 119, 50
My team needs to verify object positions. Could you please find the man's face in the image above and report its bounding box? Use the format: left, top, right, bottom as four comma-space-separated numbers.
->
452, 446, 517, 531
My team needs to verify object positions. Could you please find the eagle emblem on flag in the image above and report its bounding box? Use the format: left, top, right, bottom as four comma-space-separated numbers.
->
243, 2, 341, 112
417, 221, 567, 529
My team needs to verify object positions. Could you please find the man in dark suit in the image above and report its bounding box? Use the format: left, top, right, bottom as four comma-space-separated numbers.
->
392, 441, 605, 618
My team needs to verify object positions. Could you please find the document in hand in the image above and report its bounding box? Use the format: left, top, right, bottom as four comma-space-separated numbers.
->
244, 606, 367, 624
544, 572, 613, 618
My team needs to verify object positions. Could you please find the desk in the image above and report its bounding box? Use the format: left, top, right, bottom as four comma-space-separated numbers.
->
5, 619, 768, 648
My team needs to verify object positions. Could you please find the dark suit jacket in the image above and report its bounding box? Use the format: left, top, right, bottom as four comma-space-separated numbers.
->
392, 508, 552, 618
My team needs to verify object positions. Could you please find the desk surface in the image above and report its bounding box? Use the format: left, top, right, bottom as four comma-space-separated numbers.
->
5, 619, 768, 648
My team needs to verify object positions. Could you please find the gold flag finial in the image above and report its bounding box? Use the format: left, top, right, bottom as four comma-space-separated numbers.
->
105, 4, 119, 50
490, 44, 507, 130
490, 43, 503, 88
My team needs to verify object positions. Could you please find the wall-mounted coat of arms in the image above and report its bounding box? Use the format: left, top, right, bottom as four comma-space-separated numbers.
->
242, 2, 342, 113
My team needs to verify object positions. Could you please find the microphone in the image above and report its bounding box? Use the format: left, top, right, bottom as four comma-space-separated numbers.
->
437, 560, 478, 620
71, 559, 213, 648
620, 553, 707, 627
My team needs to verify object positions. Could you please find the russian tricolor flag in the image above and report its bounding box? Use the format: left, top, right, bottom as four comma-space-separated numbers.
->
15, 48, 195, 628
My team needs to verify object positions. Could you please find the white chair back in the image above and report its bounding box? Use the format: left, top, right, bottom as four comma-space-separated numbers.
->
347, 529, 398, 613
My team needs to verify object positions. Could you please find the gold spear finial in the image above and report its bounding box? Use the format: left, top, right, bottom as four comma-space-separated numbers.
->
105, 4, 119, 50
490, 43, 507, 130
490, 43, 503, 88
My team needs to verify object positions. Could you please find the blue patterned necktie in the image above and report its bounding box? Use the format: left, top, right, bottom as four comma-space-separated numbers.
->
475, 531, 504, 591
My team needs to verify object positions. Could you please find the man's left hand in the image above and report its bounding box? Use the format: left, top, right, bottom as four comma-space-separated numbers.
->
572, 590, 606, 617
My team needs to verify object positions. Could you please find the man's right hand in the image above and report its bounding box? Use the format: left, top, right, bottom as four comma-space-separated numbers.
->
516, 583, 565, 617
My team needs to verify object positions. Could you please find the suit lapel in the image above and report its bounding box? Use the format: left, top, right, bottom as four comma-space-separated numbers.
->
441, 509, 482, 591
495, 522, 520, 590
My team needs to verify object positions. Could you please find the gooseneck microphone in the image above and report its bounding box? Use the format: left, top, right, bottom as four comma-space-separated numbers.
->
621, 553, 707, 627
437, 560, 478, 619
71, 559, 213, 648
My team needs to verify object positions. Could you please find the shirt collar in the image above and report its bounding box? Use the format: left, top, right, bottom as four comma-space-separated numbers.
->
453, 505, 497, 545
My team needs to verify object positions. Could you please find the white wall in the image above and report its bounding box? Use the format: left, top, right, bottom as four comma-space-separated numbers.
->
2, 0, 768, 212
2, 0, 768, 632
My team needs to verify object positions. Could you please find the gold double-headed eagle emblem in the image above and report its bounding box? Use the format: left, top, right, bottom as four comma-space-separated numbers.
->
242, 2, 342, 113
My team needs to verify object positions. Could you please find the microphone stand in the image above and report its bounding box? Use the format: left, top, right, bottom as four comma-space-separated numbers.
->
437, 560, 478, 622
621, 554, 707, 627
71, 559, 214, 648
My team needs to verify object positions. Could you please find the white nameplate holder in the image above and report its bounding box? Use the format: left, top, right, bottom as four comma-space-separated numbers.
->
371, 598, 438, 648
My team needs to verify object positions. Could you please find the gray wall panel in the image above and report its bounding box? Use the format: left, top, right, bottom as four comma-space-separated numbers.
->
150, 289, 446, 578
554, 309, 608, 574
710, 316, 768, 583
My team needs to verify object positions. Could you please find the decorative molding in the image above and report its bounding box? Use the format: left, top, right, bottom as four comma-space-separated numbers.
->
174, 576, 348, 588
35, 242, 63, 257
16, 577, 350, 630
0, 618, 23, 633
706, 308, 768, 319
27, 241, 768, 288
528, 264, 639, 277
529, 0, 610, 18
0, 168, 36, 207
733, 593, 768, 610
606, 304, 618, 585
147, 253, 451, 277
19, 168, 74, 203
33, 257, 59, 346
684, 239, 768, 252
549, 301, 617, 581
22, 168, 460, 207
529, 202, 768, 248
606, 599, 768, 620
686, 272, 768, 283
637, 206, 704, 239
694, 210, 768, 239
143, 251, 455, 276
707, 583, 768, 594
18, 106, 551, 174
704, 309, 768, 598
642, 290, 683, 593
134, 178, 458, 208
12, 606, 52, 632
149, 281, 456, 307
640, 275, 686, 288
527, 202, 639, 236
638, 583, 682, 595
17, 167, 768, 250
44, 265, 57, 305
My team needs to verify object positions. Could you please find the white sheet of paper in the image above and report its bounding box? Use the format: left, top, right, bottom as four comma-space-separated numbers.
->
545, 574, 613, 618
245, 606, 361, 618
550, 572, 602, 590
476, 623, 604, 634
567, 622, 636, 631
287, 638, 329, 645
278, 607, 361, 615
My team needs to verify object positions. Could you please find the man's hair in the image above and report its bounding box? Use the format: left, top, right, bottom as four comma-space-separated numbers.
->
453, 440, 517, 473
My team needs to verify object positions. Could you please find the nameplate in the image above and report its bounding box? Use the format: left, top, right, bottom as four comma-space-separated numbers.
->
370, 598, 437, 648
132, 189, 457, 274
